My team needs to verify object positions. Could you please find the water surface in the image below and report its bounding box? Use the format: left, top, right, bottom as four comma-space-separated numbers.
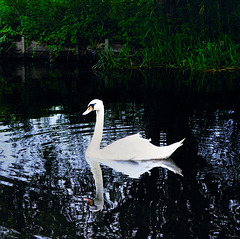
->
0, 61, 240, 238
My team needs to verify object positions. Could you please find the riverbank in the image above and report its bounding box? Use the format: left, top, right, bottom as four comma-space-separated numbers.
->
2, 36, 240, 73
0, 37, 125, 64
0, 36, 95, 62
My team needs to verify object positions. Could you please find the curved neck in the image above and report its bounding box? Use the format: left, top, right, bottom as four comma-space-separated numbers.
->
89, 107, 104, 150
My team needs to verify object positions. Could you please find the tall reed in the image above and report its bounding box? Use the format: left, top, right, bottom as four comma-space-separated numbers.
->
93, 32, 240, 71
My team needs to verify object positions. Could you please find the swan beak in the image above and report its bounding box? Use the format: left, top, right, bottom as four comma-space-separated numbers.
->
83, 105, 93, 115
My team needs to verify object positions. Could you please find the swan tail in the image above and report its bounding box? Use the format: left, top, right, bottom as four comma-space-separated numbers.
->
158, 138, 185, 159
171, 138, 185, 149
177, 138, 185, 147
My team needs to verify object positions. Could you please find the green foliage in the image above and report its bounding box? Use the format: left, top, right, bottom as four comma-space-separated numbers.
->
1, 0, 240, 70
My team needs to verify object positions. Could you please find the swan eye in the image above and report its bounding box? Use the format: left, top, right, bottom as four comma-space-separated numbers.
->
88, 103, 96, 111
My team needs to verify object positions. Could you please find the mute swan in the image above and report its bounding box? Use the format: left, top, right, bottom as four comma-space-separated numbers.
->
83, 99, 185, 162
83, 99, 184, 211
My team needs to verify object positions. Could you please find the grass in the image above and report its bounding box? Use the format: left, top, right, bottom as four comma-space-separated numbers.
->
93, 33, 240, 72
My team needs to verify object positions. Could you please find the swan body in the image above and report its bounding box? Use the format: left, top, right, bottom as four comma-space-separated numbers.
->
83, 99, 184, 164
94, 134, 185, 161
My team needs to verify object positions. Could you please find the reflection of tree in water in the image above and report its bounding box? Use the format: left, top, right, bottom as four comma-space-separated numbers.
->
190, 109, 240, 177
189, 109, 240, 238
0, 167, 204, 238
80, 168, 210, 239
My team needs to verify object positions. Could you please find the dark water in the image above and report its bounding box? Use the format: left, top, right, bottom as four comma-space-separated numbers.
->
0, 60, 240, 238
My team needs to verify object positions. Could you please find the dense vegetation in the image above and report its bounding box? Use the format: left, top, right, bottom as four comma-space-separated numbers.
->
1, 0, 240, 71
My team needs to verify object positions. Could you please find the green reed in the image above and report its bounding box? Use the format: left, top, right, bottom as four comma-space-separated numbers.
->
184, 35, 240, 71
93, 32, 240, 72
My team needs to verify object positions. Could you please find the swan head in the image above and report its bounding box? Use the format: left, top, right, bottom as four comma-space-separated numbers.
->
82, 99, 103, 115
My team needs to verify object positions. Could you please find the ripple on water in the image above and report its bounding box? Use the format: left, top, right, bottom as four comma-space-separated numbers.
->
0, 113, 91, 184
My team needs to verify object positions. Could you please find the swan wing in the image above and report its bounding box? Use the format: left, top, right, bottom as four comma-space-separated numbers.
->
95, 134, 184, 161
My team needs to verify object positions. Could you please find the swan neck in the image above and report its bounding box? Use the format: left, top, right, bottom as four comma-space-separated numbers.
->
90, 107, 104, 150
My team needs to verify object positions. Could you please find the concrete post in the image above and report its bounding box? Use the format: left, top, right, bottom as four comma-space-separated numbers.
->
105, 39, 109, 52
21, 36, 26, 57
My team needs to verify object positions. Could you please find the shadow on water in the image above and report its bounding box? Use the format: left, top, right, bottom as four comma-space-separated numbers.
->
0, 60, 240, 238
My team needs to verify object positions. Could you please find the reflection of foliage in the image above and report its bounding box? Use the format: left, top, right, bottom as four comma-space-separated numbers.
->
1, 162, 240, 238
1, 62, 240, 117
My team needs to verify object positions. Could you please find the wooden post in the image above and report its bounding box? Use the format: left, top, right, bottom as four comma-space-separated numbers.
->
105, 39, 109, 52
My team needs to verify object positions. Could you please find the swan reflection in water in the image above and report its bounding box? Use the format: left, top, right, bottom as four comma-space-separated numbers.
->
83, 99, 184, 212
85, 157, 183, 212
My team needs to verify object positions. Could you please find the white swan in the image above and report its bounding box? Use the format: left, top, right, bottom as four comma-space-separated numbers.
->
83, 99, 185, 163
83, 99, 184, 211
